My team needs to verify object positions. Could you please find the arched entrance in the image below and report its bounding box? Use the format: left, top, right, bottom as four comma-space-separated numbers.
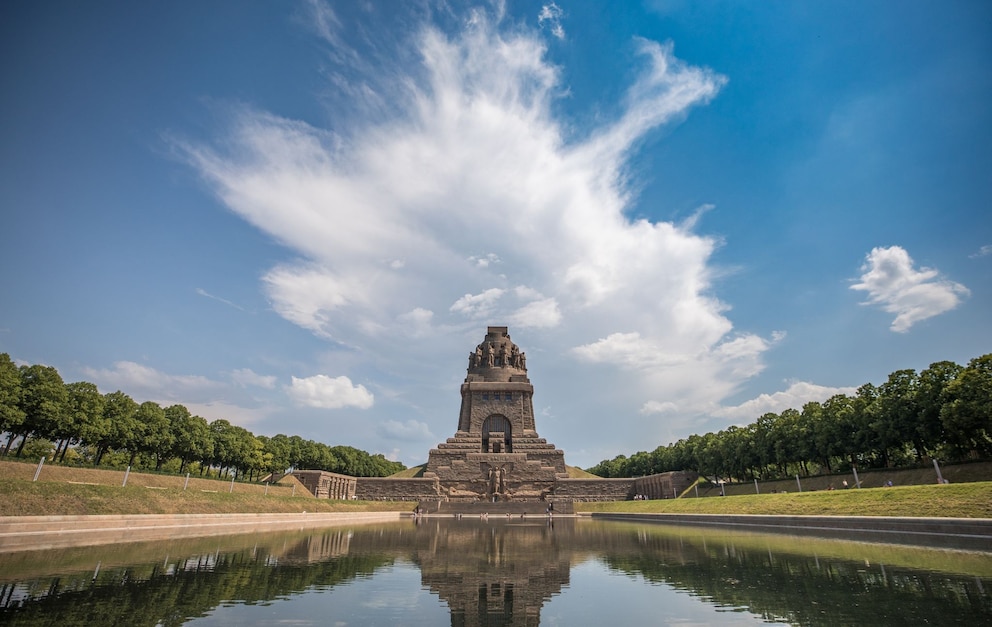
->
482, 414, 512, 453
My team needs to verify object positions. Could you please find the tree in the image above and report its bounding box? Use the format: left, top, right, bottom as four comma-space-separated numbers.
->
941, 354, 992, 458
916, 361, 963, 458
0, 353, 25, 454
166, 405, 212, 474
751, 413, 779, 478
804, 400, 842, 474
100, 391, 139, 466
208, 419, 259, 478
722, 425, 758, 481
15, 364, 68, 456
850, 383, 880, 467
135, 401, 172, 469
63, 381, 105, 462
871, 369, 920, 464
770, 409, 803, 475
260, 434, 293, 475
821, 393, 858, 467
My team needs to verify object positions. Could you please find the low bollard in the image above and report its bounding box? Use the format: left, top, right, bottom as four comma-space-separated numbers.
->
33, 457, 45, 482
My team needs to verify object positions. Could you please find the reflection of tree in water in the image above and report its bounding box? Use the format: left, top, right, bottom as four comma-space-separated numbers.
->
0, 529, 394, 626
589, 524, 992, 626
1, 520, 989, 625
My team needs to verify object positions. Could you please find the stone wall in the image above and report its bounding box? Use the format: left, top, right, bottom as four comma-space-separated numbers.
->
551, 471, 699, 502
553, 478, 635, 502
354, 471, 699, 503
633, 471, 699, 500
354, 477, 440, 501
291, 470, 357, 500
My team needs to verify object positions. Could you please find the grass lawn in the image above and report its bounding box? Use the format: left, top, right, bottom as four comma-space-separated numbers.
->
2, 459, 989, 518
0, 476, 415, 516
573, 481, 992, 518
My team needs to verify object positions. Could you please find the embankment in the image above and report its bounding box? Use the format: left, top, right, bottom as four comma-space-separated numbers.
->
587, 512, 992, 551
0, 511, 404, 552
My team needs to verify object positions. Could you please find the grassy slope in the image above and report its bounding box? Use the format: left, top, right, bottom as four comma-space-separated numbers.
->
0, 479, 416, 516
565, 465, 600, 478
0, 460, 415, 516
2, 460, 990, 518
574, 482, 992, 518
390, 464, 426, 478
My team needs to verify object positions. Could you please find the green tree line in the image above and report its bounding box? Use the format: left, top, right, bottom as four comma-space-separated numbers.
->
0, 354, 405, 479
587, 354, 992, 480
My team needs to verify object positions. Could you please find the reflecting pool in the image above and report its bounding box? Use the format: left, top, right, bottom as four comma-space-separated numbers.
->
1, 517, 989, 626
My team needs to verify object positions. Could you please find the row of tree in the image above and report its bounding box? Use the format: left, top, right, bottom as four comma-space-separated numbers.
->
588, 354, 992, 480
0, 354, 406, 479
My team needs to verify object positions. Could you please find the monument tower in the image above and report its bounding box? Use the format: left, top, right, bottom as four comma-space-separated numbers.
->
424, 326, 567, 502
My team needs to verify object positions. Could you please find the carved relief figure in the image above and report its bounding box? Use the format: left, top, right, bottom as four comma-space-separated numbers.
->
485, 463, 511, 500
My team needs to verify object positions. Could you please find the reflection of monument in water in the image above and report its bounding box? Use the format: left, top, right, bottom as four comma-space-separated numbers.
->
412, 519, 573, 627
424, 326, 568, 504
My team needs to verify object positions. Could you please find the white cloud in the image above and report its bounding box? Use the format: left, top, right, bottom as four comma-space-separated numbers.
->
377, 419, 435, 442
450, 288, 505, 318
640, 400, 678, 415
469, 253, 501, 268
81, 361, 276, 429
851, 246, 969, 332
397, 307, 434, 337
712, 381, 859, 422
229, 368, 277, 389
509, 296, 561, 329
287, 374, 374, 409
969, 244, 992, 259
82, 361, 221, 401
181, 401, 275, 427
176, 5, 784, 463
538, 3, 565, 40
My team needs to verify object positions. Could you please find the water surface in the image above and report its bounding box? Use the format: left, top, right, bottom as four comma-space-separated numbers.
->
1, 517, 989, 625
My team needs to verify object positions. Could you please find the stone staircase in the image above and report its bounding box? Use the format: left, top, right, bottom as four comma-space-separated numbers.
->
418, 500, 573, 516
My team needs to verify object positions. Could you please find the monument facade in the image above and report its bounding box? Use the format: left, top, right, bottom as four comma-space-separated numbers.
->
352, 326, 698, 506
423, 326, 567, 502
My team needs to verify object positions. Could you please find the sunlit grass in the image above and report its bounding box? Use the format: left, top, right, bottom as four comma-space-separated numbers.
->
3, 458, 989, 519
574, 482, 992, 518
0, 479, 415, 516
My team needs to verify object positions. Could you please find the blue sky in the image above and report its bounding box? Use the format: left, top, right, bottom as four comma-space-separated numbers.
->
2, 1, 989, 469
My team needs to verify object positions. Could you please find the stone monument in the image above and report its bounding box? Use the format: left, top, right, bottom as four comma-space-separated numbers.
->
352, 326, 696, 506
423, 326, 567, 502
